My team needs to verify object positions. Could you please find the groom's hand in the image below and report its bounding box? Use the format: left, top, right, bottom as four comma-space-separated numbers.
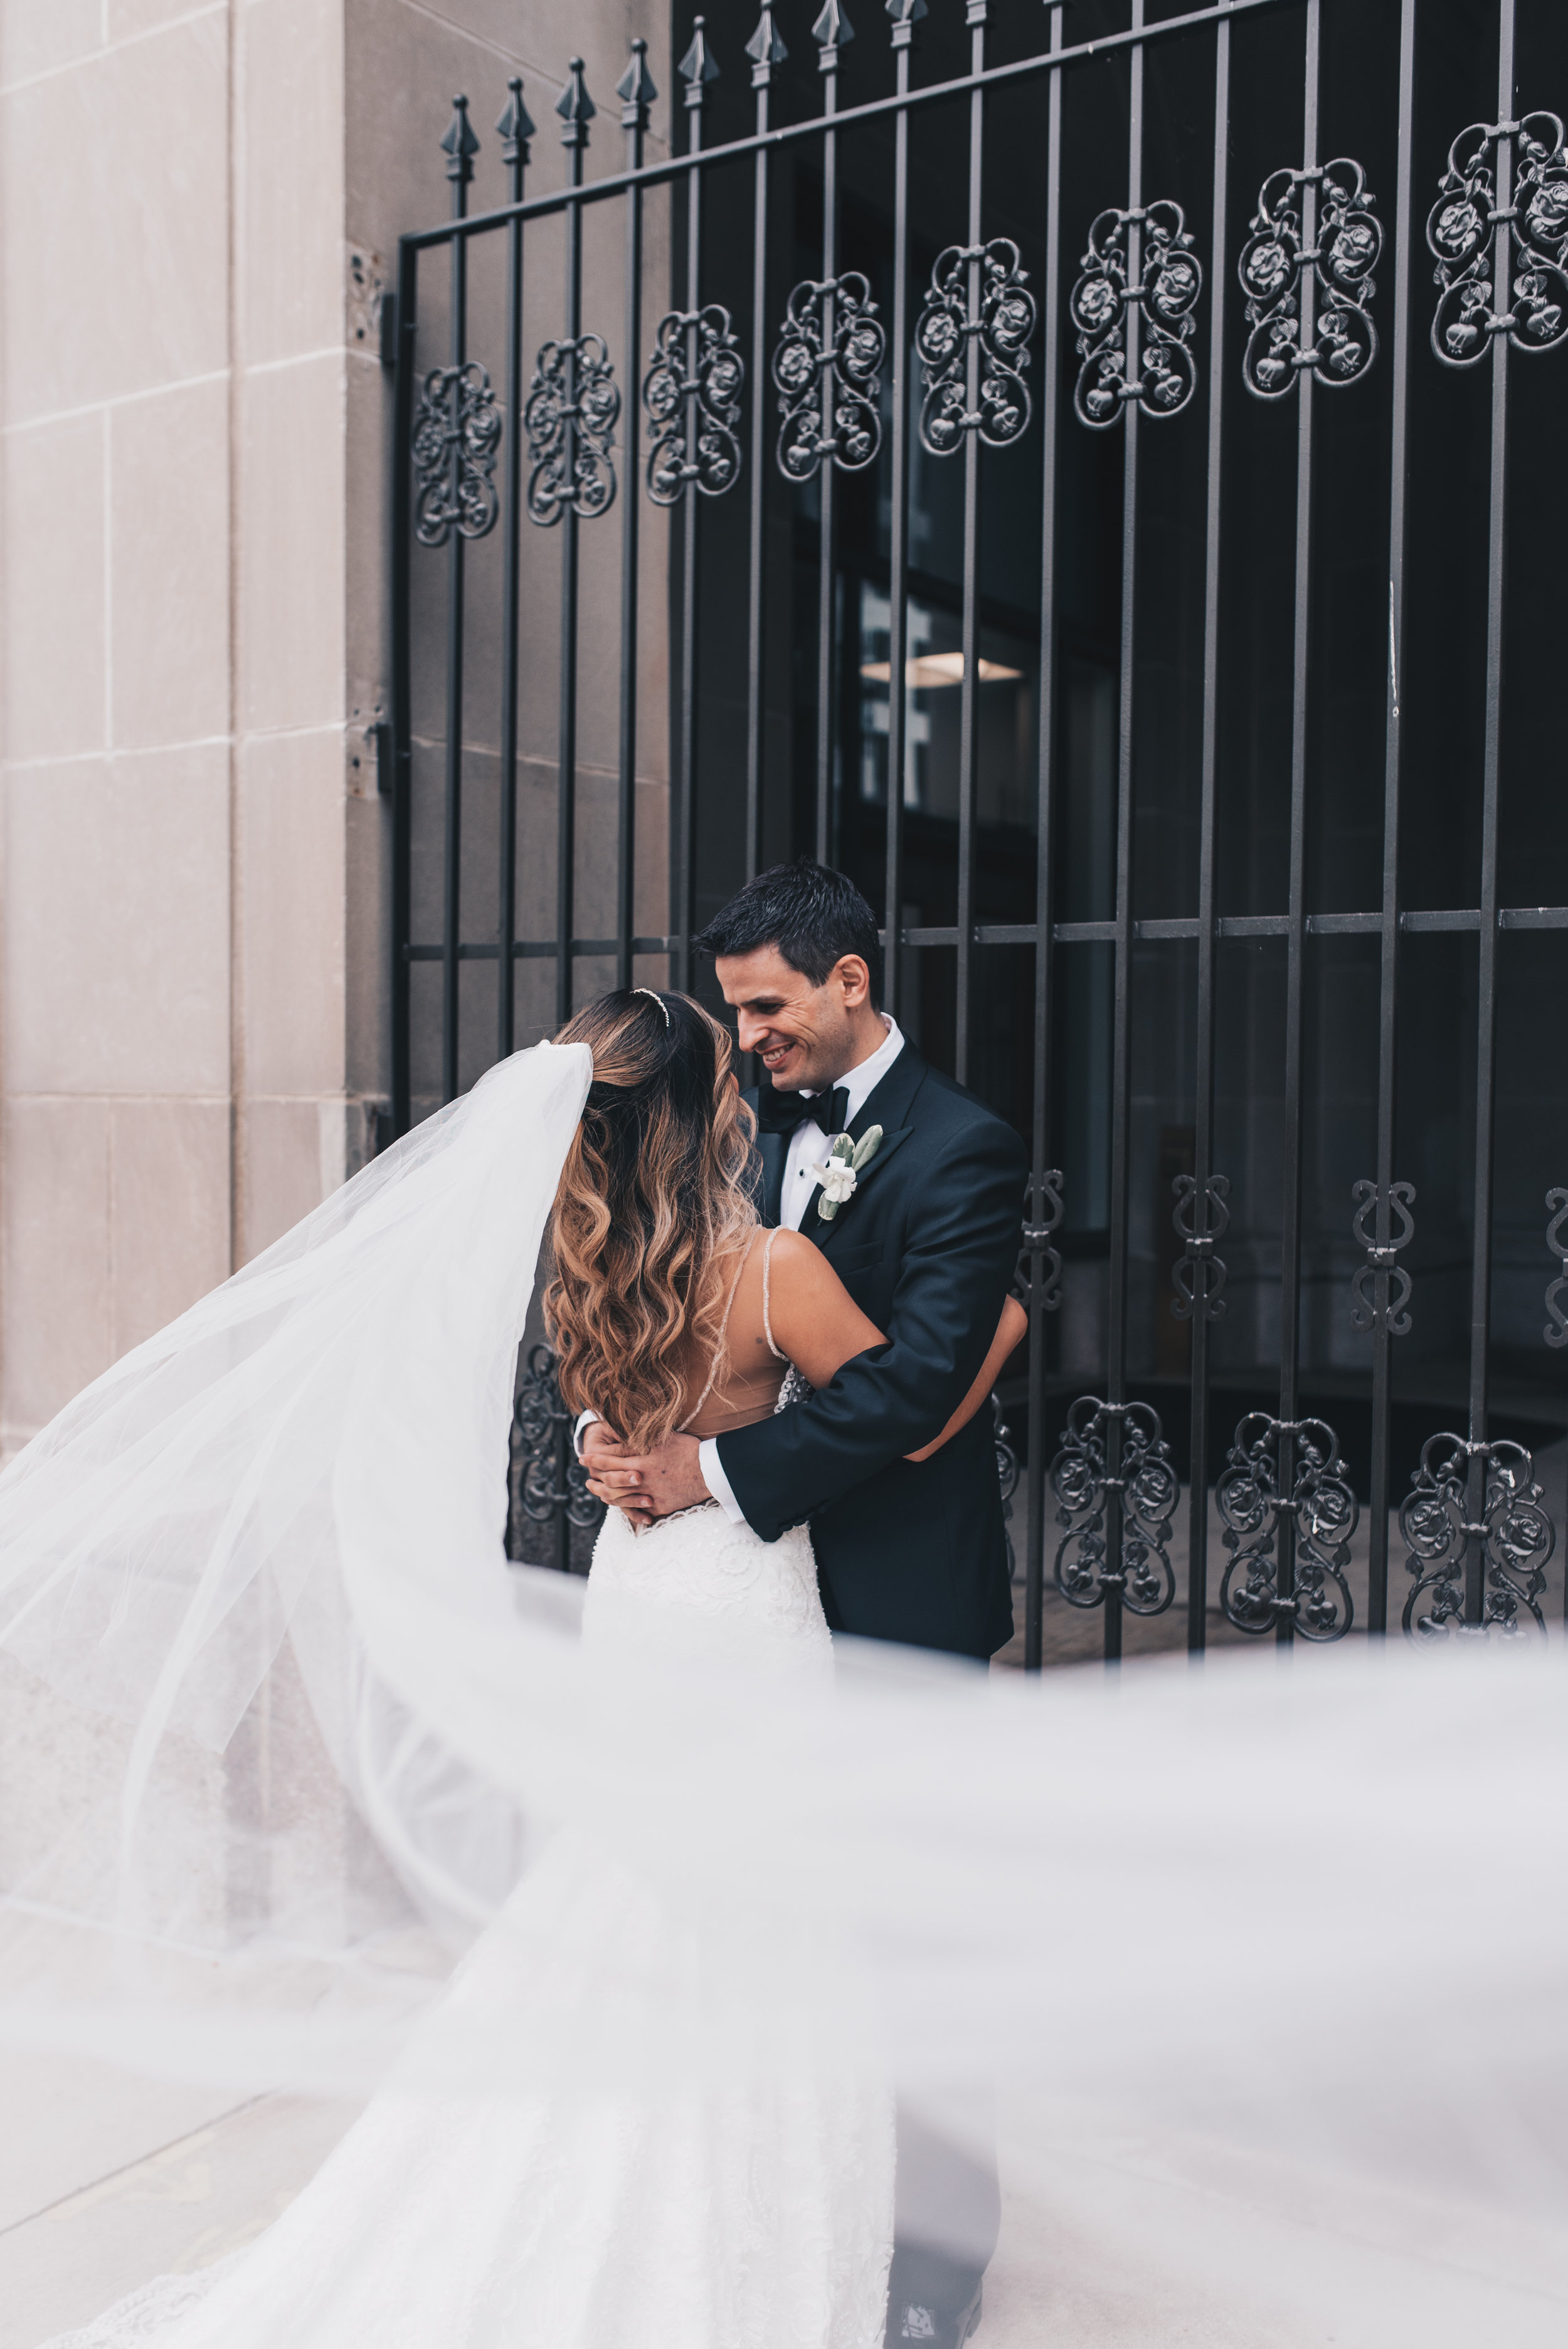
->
583, 1426, 711, 1520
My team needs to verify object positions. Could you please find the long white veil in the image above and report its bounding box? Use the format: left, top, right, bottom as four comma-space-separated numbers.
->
1, 1040, 1565, 2340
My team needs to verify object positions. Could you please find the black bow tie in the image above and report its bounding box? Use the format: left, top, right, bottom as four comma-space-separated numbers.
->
755, 1083, 852, 1140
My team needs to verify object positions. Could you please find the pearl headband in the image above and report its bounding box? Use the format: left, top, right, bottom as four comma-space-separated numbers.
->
633, 986, 671, 1028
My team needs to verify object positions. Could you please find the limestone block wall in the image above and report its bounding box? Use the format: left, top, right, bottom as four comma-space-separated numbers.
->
0, 0, 671, 1461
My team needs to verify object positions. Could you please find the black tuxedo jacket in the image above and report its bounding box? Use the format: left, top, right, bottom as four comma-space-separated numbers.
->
714, 1042, 1027, 1661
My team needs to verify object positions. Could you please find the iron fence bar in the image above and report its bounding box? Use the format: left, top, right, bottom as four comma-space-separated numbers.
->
553, 66, 593, 1032
1024, 0, 1069, 1675
675, 28, 717, 993
1466, 0, 1518, 1621
495, 85, 531, 1059
1273, 0, 1323, 1647
1184, 0, 1233, 1658
813, 9, 849, 865
390, 237, 418, 1137
881, 0, 921, 1019
744, 10, 784, 886
402, 0, 1305, 248
440, 99, 477, 1105
1367, 0, 1418, 1637
405, 899, 1568, 967
1103, 0, 1149, 1667
953, 0, 990, 1085
616, 45, 654, 991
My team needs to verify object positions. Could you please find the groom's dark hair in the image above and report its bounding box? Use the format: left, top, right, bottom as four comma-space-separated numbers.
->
694, 859, 882, 1007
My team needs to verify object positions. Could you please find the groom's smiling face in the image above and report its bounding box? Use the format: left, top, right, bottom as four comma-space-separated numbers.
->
713, 945, 874, 1094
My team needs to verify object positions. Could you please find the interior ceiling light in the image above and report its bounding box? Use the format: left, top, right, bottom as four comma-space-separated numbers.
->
858, 651, 1023, 688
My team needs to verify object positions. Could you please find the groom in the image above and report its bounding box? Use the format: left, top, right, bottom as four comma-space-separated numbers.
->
583, 858, 1026, 2344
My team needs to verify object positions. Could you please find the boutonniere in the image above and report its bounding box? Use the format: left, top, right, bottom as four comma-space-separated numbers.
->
808, 1126, 883, 1222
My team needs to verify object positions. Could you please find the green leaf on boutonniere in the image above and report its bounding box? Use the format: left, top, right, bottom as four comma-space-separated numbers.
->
850, 1125, 882, 1170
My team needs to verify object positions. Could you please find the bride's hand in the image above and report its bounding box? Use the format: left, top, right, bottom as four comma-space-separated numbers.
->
585, 1431, 711, 1520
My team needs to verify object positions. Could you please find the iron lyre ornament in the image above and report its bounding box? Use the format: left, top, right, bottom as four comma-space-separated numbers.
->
915, 240, 1036, 455
412, 363, 503, 545
524, 337, 620, 524
1401, 1435, 1554, 1640
1429, 110, 1568, 367
1217, 1413, 1357, 1643
772, 274, 886, 480
641, 21, 743, 509
1239, 159, 1382, 398
1544, 1189, 1568, 1349
1170, 1171, 1229, 1323
1071, 201, 1202, 428
1050, 1397, 1179, 1618
521, 60, 619, 528
1350, 1177, 1416, 1337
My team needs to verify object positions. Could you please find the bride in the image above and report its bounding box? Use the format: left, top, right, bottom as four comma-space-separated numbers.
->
21, 987, 1021, 2349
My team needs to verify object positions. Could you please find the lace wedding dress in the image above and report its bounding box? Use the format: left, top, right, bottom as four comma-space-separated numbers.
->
35, 1206, 895, 2349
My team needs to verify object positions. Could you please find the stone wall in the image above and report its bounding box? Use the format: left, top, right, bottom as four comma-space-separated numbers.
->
0, 0, 670, 1458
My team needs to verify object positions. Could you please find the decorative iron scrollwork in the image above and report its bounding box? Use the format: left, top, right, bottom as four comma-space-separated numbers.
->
1545, 1189, 1568, 1348
1401, 1434, 1554, 1638
1051, 1397, 1177, 1616
1430, 111, 1568, 366
524, 334, 620, 524
1018, 1169, 1064, 1315
773, 273, 885, 479
643, 305, 744, 504
1217, 1413, 1357, 1641
1350, 1178, 1416, 1336
509, 1344, 606, 1561
1239, 158, 1382, 398
993, 1392, 1020, 1581
1171, 1171, 1229, 1322
1071, 201, 1202, 428
412, 361, 502, 544
916, 239, 1036, 455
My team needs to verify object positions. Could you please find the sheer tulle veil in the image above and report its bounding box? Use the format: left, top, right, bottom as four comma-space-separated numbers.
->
1, 1040, 1565, 2341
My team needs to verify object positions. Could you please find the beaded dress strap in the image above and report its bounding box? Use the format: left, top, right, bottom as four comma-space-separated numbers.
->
760, 1228, 788, 1362
679, 1233, 757, 1429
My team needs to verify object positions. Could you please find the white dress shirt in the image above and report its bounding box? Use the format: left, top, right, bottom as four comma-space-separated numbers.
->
578, 1017, 906, 1531
699, 1016, 904, 1522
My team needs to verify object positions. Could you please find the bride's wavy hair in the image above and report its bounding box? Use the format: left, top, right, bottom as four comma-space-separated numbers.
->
545, 990, 758, 1451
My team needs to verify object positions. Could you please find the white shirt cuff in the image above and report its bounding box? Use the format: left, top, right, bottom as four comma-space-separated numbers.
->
697, 1436, 748, 1527
573, 1408, 600, 1458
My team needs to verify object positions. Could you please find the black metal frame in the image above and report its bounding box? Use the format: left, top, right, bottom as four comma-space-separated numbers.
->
389, 0, 1568, 1656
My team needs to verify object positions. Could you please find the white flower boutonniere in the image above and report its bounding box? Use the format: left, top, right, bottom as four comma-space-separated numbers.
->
810, 1125, 884, 1222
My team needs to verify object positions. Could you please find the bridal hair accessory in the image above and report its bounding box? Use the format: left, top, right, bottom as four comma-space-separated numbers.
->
810, 1125, 882, 1221
633, 986, 671, 1027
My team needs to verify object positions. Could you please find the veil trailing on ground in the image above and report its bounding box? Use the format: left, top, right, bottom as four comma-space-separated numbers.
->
1, 1042, 1566, 2341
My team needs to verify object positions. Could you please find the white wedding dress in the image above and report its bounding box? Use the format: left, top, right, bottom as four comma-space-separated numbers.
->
38, 1515, 893, 2348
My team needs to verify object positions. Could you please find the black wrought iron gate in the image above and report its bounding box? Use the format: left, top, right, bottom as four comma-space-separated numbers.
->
388, 0, 1568, 1661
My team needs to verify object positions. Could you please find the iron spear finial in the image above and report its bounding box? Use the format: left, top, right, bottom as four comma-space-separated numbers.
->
616, 36, 659, 128
440, 93, 479, 184
497, 77, 536, 166
679, 16, 721, 103
556, 56, 595, 146
813, 1, 856, 63
746, 4, 788, 85
885, 0, 928, 28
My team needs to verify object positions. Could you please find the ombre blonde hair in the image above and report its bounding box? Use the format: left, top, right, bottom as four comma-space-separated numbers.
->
544, 990, 758, 1453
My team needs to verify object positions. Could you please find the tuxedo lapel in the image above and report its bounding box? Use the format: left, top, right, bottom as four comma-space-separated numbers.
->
760, 1130, 787, 1228
807, 1044, 928, 1251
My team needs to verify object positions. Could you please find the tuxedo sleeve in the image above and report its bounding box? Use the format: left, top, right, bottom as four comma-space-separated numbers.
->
712, 1118, 1027, 1542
